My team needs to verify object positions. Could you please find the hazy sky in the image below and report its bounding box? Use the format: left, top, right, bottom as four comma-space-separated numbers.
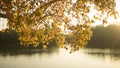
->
0, 18, 7, 30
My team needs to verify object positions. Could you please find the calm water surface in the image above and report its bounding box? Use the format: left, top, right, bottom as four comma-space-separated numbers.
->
0, 47, 120, 68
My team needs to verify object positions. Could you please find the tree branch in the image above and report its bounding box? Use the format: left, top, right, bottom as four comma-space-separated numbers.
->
40, 0, 61, 8
0, 13, 7, 18
0, 13, 15, 22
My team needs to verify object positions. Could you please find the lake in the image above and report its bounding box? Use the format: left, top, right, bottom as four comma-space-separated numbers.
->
0, 47, 120, 68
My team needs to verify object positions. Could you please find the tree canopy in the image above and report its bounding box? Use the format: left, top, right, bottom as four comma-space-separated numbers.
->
0, 0, 118, 52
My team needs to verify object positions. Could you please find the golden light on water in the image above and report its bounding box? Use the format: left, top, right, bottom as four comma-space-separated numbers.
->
1, 48, 120, 68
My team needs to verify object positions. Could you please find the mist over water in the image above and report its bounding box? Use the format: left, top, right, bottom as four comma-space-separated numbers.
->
0, 47, 120, 68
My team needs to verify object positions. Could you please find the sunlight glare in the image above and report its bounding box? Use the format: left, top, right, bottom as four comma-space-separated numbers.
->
90, 0, 120, 27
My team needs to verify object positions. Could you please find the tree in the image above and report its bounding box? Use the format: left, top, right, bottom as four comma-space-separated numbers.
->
0, 0, 118, 52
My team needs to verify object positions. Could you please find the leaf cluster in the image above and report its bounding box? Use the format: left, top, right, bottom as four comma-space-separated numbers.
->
0, 0, 118, 51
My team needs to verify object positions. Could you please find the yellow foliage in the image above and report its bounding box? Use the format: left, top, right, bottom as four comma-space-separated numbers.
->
0, 0, 118, 52
42, 45, 47, 49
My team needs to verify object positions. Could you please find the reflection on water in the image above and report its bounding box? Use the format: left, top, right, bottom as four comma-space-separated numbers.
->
0, 46, 120, 68
0, 47, 59, 57
82, 48, 120, 61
